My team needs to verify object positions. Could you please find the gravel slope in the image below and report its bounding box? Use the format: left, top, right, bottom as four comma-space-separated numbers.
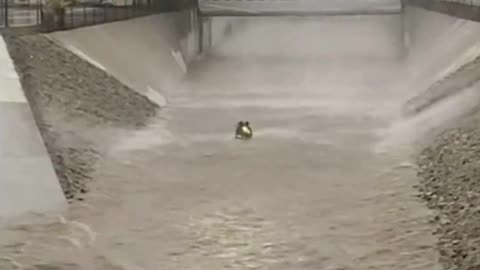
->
417, 101, 480, 269
2, 32, 159, 202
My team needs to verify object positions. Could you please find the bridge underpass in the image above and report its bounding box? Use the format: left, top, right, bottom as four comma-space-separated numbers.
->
197, 0, 403, 16
195, 0, 406, 55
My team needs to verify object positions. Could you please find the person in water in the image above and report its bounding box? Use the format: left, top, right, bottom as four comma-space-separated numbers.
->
236, 121, 244, 138
235, 121, 253, 139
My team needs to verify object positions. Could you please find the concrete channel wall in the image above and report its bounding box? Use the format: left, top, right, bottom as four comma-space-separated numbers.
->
402, 4, 480, 114
48, 10, 241, 105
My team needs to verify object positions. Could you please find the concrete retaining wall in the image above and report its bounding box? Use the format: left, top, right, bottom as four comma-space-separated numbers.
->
402, 5, 480, 112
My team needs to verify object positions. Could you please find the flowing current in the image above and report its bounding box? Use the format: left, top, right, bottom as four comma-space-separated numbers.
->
0, 12, 453, 270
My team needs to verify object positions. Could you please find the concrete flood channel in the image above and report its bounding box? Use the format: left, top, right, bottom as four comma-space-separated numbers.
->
3, 5, 480, 270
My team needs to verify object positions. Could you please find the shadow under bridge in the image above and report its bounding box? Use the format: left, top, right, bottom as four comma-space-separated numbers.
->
197, 0, 403, 16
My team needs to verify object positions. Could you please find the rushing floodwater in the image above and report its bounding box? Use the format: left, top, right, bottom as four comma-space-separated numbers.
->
0, 15, 443, 270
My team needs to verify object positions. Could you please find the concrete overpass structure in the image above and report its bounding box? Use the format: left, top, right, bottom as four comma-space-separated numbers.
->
195, 0, 404, 53
197, 0, 403, 16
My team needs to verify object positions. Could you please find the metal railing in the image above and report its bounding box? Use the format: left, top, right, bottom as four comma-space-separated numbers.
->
0, 0, 42, 27
0, 0, 183, 31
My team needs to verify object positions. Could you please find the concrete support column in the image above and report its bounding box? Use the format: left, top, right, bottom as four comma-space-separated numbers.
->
196, 8, 204, 53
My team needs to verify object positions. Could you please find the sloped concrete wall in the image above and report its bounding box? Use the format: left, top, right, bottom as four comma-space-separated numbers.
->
0, 35, 66, 219
50, 12, 198, 104
49, 10, 243, 104
403, 6, 480, 111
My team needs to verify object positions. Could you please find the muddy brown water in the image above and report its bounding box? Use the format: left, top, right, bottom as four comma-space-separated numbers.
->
0, 15, 445, 270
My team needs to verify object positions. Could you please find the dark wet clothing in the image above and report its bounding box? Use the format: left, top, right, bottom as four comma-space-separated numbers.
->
235, 121, 252, 139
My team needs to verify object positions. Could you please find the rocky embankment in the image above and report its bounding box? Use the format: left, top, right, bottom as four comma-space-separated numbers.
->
2, 32, 159, 202
417, 110, 480, 269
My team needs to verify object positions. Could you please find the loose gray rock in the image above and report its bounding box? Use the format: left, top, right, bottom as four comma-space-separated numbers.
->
417, 114, 480, 270
2, 32, 159, 201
